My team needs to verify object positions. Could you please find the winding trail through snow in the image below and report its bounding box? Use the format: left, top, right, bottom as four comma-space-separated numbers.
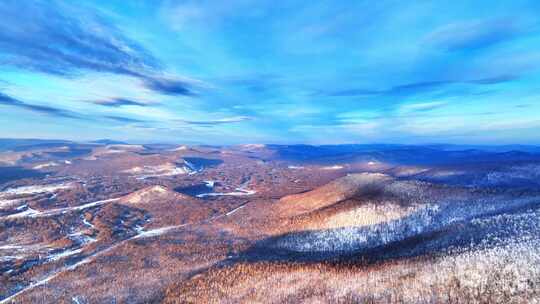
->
0, 201, 249, 304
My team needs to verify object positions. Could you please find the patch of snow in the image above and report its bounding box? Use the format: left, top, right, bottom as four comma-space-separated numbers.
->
321, 165, 344, 170
107, 144, 144, 150
124, 164, 192, 179
103, 149, 125, 154
196, 187, 256, 198
133, 225, 187, 239
183, 160, 198, 173
68, 232, 96, 245
0, 245, 23, 250
134, 225, 145, 234
4, 198, 118, 219
0, 242, 52, 255
33, 162, 59, 170
170, 145, 188, 151
71, 198, 118, 212
0, 255, 24, 262
0, 199, 19, 208
226, 205, 245, 216
48, 248, 83, 261
1, 183, 72, 196
241, 144, 266, 149
288, 165, 304, 170
82, 217, 95, 229
6, 207, 41, 218
149, 185, 168, 193
122, 185, 171, 204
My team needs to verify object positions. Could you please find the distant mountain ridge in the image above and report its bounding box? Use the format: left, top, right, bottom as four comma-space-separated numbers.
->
1, 138, 540, 164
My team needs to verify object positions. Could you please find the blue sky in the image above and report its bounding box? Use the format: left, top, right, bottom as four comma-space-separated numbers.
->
0, 0, 539, 144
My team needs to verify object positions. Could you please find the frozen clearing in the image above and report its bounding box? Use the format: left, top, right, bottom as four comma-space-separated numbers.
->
124, 164, 193, 179
196, 188, 256, 198
3, 198, 119, 220
288, 165, 305, 170
0, 245, 23, 250
321, 165, 344, 170
0, 183, 73, 196
32, 162, 59, 170
133, 224, 188, 239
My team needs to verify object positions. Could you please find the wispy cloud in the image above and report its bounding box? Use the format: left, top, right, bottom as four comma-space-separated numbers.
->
425, 17, 526, 52
177, 116, 253, 125
325, 76, 517, 98
104, 115, 147, 123
400, 101, 448, 113
141, 76, 198, 96
0, 92, 81, 119
92, 98, 149, 107
218, 73, 282, 93
0, 0, 198, 96
0, 1, 157, 75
